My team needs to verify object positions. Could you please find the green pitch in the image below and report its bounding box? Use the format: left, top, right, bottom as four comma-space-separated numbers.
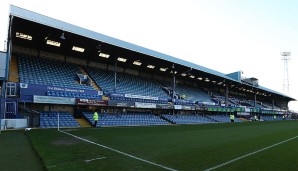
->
24, 121, 298, 171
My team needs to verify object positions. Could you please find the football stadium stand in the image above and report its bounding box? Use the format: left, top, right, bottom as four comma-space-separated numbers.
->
17, 54, 94, 90
161, 81, 213, 103
86, 67, 169, 98
0, 5, 295, 130
40, 111, 80, 128
206, 114, 243, 123
83, 112, 169, 127
162, 114, 215, 124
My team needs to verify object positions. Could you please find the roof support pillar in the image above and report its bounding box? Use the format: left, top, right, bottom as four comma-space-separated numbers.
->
225, 84, 229, 108
114, 59, 117, 93
171, 64, 175, 114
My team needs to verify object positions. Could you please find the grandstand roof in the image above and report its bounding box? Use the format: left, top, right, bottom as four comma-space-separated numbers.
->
9, 5, 234, 80
8, 5, 295, 101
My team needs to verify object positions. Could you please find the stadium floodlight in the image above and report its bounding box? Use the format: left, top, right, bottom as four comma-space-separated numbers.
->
160, 68, 167, 72
99, 53, 109, 58
133, 60, 142, 66
117, 57, 127, 62
60, 32, 66, 40
46, 40, 60, 47
16, 32, 32, 40
72, 46, 85, 52
147, 65, 155, 69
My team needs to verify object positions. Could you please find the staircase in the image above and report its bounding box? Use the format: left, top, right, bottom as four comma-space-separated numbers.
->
75, 118, 91, 127
79, 67, 100, 90
8, 56, 19, 82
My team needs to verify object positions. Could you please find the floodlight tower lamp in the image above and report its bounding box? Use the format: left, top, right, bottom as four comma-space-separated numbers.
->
281, 51, 291, 96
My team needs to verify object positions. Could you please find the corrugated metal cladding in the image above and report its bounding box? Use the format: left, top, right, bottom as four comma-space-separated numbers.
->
9, 5, 293, 99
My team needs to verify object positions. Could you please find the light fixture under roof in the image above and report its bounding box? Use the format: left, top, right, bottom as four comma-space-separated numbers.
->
72, 46, 85, 52
147, 65, 155, 69
189, 75, 195, 78
212, 80, 216, 83
16, 32, 32, 40
117, 57, 127, 62
160, 68, 168, 72
205, 79, 210, 82
181, 73, 186, 76
99, 53, 109, 58
133, 60, 142, 66
96, 44, 101, 52
197, 77, 203, 80
60, 32, 66, 40
46, 40, 60, 47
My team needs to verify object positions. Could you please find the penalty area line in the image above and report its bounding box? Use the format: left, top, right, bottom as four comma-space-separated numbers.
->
59, 130, 177, 171
204, 135, 298, 171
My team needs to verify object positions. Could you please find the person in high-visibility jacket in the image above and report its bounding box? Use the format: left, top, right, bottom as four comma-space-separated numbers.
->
254, 115, 258, 121
230, 114, 235, 122
93, 110, 99, 127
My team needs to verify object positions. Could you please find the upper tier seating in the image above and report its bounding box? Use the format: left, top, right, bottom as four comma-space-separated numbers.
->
17, 54, 94, 90
83, 112, 170, 127
86, 68, 169, 98
40, 111, 80, 128
162, 81, 213, 103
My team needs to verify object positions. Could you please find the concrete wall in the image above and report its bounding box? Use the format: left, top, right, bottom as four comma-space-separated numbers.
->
1, 118, 28, 130
0, 52, 7, 79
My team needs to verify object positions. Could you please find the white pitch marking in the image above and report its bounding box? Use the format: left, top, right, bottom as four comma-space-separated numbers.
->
59, 130, 177, 171
204, 135, 298, 171
85, 157, 106, 163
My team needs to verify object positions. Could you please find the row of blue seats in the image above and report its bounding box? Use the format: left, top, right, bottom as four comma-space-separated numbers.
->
17, 54, 95, 90
162, 114, 214, 124
47, 91, 100, 99
207, 114, 243, 123
83, 112, 169, 127
110, 96, 168, 104
40, 111, 80, 128
161, 80, 213, 103
87, 67, 169, 98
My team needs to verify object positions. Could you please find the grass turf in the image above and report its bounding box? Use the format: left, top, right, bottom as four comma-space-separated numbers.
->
0, 130, 45, 171
24, 121, 298, 171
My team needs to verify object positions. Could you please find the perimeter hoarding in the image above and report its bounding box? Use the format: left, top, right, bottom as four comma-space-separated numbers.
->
33, 96, 75, 105
76, 99, 108, 106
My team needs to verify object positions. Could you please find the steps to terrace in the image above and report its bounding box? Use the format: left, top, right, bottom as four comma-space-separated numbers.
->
79, 67, 100, 91
8, 56, 19, 82
76, 118, 91, 127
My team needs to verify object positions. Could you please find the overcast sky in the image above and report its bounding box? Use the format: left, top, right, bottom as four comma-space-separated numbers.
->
0, 0, 297, 111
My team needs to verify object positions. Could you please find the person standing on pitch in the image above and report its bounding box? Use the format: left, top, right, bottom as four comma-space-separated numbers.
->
93, 109, 99, 127
230, 113, 235, 123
